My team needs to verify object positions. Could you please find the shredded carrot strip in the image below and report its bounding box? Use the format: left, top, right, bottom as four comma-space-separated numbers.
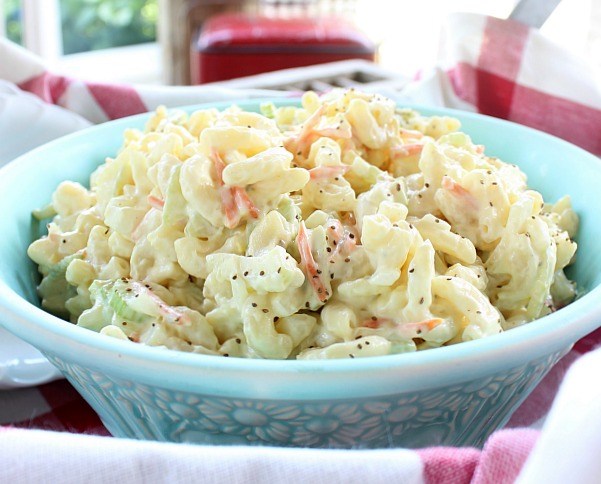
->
210, 148, 239, 227
130, 281, 190, 325
327, 219, 357, 260
399, 128, 424, 140
147, 195, 165, 210
210, 147, 258, 228
390, 143, 424, 158
312, 124, 353, 140
131, 208, 158, 241
220, 187, 239, 228
309, 164, 351, 181
441, 176, 479, 211
297, 104, 326, 143
233, 187, 259, 219
404, 318, 444, 333
363, 317, 443, 333
297, 221, 328, 302
285, 104, 326, 156
327, 219, 344, 240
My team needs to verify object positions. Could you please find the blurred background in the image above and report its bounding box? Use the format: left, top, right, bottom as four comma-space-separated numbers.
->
1, 0, 599, 86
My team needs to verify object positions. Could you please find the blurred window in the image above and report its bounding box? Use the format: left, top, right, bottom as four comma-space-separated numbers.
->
60, 0, 157, 55
3, 0, 23, 45
1, 0, 599, 84
2, 0, 157, 55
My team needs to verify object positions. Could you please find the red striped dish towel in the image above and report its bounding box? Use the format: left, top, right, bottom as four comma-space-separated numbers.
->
0, 38, 290, 124
402, 13, 601, 156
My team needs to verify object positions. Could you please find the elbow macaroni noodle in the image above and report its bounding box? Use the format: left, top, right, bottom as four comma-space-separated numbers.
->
27, 89, 579, 359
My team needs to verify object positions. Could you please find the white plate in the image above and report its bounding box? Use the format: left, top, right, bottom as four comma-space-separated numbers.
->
0, 327, 64, 389
0, 80, 90, 389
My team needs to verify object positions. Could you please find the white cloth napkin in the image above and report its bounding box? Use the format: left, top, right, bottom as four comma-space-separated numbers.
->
0, 429, 423, 484
517, 348, 601, 483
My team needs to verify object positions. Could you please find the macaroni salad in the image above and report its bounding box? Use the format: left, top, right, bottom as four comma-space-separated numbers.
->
27, 89, 578, 359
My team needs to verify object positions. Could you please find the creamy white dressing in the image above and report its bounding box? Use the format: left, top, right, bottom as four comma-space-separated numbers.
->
27, 89, 578, 360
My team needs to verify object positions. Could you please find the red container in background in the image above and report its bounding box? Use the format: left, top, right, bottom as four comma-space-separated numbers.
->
191, 12, 376, 84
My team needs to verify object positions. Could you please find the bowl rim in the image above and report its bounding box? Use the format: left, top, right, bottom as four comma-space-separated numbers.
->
1, 97, 601, 378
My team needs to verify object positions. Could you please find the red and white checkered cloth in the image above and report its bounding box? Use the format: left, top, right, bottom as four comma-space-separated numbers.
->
404, 13, 601, 157
1, 12, 601, 484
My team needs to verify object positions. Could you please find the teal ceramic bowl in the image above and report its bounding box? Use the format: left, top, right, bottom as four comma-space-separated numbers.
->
1, 100, 600, 449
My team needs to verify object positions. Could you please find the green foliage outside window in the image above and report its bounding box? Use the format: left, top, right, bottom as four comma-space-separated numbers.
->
60, 0, 158, 54
5, 0, 22, 45
3, 0, 158, 54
